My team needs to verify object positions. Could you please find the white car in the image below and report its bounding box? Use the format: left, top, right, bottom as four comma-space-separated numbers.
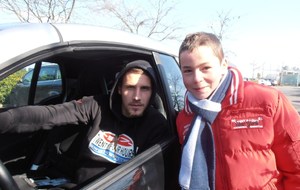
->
258, 79, 272, 86
0, 23, 184, 190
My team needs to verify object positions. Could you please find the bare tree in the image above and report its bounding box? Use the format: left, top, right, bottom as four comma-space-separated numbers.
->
1, 0, 182, 41
168, 73, 185, 111
208, 10, 240, 41
250, 61, 261, 79
0, 0, 76, 23
93, 0, 182, 41
207, 10, 241, 62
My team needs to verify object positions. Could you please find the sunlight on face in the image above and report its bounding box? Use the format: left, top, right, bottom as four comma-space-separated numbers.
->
118, 72, 152, 118
180, 46, 228, 100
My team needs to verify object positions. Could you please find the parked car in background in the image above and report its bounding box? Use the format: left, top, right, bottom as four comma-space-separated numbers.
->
0, 23, 185, 190
8, 64, 62, 107
257, 79, 272, 86
271, 79, 278, 86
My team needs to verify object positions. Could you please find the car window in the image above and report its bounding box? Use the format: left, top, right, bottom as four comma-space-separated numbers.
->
83, 144, 165, 189
39, 66, 58, 81
0, 62, 62, 108
34, 62, 62, 104
0, 67, 28, 108
23, 69, 33, 83
157, 54, 185, 111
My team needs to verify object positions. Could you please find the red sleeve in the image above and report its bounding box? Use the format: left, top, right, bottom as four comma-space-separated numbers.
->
272, 91, 300, 189
176, 111, 193, 145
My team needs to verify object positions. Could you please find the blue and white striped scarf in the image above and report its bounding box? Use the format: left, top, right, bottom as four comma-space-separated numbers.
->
179, 70, 232, 190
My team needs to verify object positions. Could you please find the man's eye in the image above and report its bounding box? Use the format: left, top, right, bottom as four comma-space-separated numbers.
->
183, 69, 191, 74
141, 87, 151, 91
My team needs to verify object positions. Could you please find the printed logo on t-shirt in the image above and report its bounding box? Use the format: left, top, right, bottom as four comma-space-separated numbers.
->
89, 130, 135, 164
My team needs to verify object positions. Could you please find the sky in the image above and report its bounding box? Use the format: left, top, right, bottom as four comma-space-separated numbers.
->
172, 0, 300, 78
1, 0, 299, 78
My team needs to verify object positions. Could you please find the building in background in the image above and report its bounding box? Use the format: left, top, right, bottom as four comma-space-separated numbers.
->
279, 69, 300, 86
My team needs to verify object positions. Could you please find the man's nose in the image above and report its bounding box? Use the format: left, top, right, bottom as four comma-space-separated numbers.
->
133, 89, 141, 100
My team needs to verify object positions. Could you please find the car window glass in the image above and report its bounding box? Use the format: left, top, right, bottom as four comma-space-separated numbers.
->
158, 54, 185, 111
23, 70, 33, 83
84, 144, 165, 189
34, 62, 62, 104
0, 62, 62, 108
57, 69, 61, 79
0, 64, 34, 108
39, 67, 57, 81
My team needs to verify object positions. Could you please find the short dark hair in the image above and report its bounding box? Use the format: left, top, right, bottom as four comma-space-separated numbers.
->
179, 32, 224, 64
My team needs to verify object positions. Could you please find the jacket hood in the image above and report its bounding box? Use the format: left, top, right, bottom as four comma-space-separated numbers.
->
109, 60, 157, 121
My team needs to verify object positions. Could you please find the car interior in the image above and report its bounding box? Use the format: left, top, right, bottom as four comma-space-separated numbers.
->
0, 47, 180, 189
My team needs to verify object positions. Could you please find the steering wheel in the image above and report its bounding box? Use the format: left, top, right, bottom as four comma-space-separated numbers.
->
0, 160, 20, 190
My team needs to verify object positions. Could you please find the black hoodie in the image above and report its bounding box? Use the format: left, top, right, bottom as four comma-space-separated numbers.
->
0, 60, 168, 184
110, 60, 158, 122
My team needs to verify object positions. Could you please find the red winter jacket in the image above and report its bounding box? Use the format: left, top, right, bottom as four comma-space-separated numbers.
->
176, 67, 300, 190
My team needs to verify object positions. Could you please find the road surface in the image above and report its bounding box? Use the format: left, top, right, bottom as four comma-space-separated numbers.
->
274, 86, 300, 113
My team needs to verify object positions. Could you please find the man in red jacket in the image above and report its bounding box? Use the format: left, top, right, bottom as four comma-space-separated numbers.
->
176, 32, 300, 190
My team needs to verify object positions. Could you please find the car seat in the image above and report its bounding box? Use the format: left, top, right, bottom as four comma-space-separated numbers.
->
67, 67, 108, 101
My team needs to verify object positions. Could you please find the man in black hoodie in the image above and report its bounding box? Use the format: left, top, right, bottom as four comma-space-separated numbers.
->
0, 60, 168, 186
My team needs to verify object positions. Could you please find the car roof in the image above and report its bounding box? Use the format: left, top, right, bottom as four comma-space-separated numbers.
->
0, 23, 177, 66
